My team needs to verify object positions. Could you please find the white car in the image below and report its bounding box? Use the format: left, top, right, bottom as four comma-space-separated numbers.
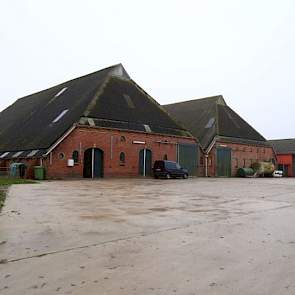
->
273, 170, 283, 177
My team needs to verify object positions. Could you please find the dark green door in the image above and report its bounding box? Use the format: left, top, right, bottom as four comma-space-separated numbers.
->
93, 149, 103, 178
83, 148, 103, 178
83, 149, 92, 178
139, 149, 152, 176
216, 147, 231, 177
177, 143, 198, 176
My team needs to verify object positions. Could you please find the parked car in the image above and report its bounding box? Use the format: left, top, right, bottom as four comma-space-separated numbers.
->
153, 160, 189, 179
273, 170, 283, 177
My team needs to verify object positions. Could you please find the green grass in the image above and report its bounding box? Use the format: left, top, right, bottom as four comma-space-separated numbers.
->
0, 178, 36, 210
0, 178, 35, 186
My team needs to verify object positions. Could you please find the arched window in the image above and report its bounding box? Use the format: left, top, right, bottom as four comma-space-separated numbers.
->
120, 136, 126, 142
72, 150, 79, 164
163, 154, 168, 160
120, 152, 126, 164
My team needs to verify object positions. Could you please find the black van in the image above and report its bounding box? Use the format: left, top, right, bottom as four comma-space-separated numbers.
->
153, 160, 189, 179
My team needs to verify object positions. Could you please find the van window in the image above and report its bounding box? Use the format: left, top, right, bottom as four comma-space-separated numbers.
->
154, 161, 164, 169
165, 161, 177, 169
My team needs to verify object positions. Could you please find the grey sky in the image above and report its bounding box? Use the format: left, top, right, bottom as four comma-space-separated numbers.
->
1, 0, 294, 139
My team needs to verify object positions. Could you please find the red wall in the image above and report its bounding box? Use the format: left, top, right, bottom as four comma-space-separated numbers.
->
276, 154, 294, 177
43, 126, 197, 179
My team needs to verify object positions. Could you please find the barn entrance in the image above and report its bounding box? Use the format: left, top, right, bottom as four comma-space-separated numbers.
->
216, 147, 231, 177
139, 149, 152, 176
83, 148, 104, 178
177, 143, 199, 176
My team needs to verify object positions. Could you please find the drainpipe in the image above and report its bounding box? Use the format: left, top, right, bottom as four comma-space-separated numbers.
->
205, 154, 208, 177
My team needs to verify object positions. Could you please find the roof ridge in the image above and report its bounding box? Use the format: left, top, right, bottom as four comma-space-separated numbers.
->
164, 95, 224, 106
268, 138, 295, 141
11, 64, 123, 104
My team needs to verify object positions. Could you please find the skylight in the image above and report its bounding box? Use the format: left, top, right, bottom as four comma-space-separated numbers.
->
143, 124, 152, 133
123, 94, 135, 109
27, 150, 39, 157
12, 151, 24, 158
54, 87, 68, 98
52, 109, 69, 123
0, 152, 9, 158
205, 118, 215, 129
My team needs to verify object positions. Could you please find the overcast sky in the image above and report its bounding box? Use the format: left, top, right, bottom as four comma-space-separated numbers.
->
1, 0, 294, 139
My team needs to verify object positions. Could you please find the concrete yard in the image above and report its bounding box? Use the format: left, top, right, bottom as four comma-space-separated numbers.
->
0, 178, 295, 295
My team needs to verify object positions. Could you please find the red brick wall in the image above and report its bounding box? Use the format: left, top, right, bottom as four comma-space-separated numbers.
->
43, 127, 197, 179
199, 141, 275, 177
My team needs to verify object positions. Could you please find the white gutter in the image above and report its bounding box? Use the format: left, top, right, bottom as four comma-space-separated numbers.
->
44, 125, 76, 156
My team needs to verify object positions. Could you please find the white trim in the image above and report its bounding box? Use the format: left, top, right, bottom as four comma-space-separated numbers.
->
206, 137, 217, 155
45, 125, 76, 156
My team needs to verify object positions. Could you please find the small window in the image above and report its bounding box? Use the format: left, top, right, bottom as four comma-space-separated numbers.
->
208, 157, 212, 166
163, 154, 168, 160
243, 159, 246, 167
120, 136, 126, 142
205, 118, 215, 129
72, 150, 79, 164
59, 153, 65, 160
200, 156, 204, 166
120, 152, 126, 164
143, 124, 152, 133
52, 109, 69, 123
123, 94, 135, 108
234, 158, 239, 168
54, 87, 68, 98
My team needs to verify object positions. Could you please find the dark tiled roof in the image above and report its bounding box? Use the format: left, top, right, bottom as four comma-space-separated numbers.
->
268, 139, 295, 154
164, 95, 267, 150
0, 64, 191, 155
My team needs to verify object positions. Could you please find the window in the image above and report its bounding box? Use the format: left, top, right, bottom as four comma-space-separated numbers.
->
120, 136, 126, 142
163, 154, 168, 160
72, 150, 79, 164
59, 153, 65, 160
208, 157, 212, 166
52, 109, 69, 123
200, 156, 204, 166
123, 94, 135, 108
54, 87, 68, 98
143, 124, 152, 133
243, 159, 246, 167
205, 118, 215, 128
120, 152, 126, 165
234, 158, 239, 168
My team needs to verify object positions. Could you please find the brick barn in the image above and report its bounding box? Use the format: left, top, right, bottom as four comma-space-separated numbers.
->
0, 64, 199, 179
269, 139, 295, 177
164, 96, 275, 177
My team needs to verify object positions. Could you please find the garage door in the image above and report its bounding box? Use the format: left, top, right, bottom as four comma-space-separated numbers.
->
177, 143, 199, 176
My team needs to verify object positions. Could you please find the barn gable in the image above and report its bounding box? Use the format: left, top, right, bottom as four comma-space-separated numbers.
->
164, 95, 268, 150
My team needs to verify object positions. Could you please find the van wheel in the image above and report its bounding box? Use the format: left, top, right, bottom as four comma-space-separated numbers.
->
166, 173, 171, 179
183, 173, 188, 179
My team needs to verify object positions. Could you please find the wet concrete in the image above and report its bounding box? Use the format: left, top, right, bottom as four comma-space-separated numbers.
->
0, 178, 295, 294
